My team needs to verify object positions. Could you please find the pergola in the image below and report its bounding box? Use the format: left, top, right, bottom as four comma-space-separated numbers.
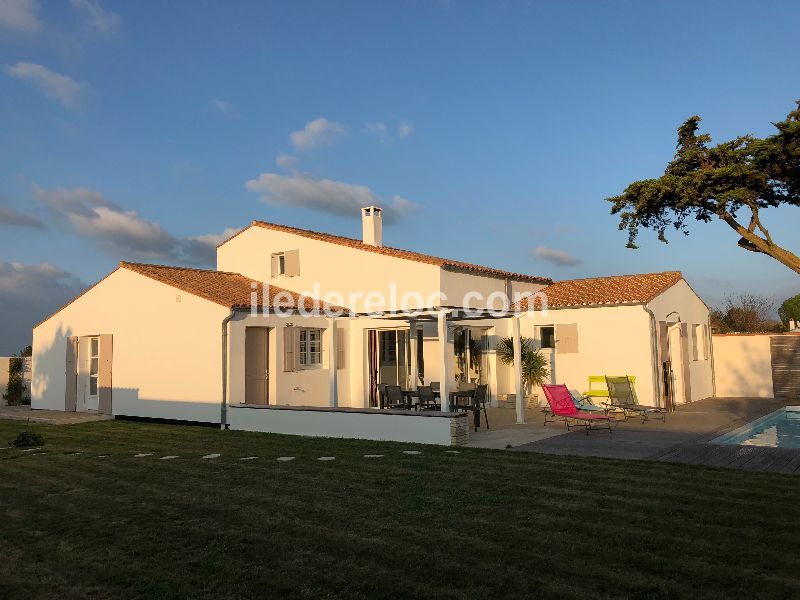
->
342, 306, 528, 424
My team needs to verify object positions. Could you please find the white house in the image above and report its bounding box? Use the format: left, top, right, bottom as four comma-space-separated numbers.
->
31, 206, 714, 445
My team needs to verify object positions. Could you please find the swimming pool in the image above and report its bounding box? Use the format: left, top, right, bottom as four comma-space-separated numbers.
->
712, 407, 800, 448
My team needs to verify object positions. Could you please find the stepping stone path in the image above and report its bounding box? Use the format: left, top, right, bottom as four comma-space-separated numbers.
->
160, 455, 179, 460
22, 448, 41, 452
134, 453, 153, 458
277, 456, 296, 462
240, 456, 258, 461
445, 450, 461, 454
317, 456, 335, 461
364, 454, 384, 458
202, 453, 221, 459
402, 450, 422, 455
96, 455, 110, 458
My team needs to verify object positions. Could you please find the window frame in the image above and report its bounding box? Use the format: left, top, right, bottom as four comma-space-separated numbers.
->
298, 327, 323, 368
537, 325, 556, 350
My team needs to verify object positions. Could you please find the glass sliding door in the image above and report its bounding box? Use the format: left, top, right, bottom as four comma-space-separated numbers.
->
369, 329, 412, 405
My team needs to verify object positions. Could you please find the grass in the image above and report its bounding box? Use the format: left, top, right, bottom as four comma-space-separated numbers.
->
1, 418, 799, 600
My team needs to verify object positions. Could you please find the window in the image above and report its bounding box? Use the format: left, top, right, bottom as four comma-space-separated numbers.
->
538, 326, 555, 349
299, 328, 322, 366
271, 250, 300, 278
89, 336, 99, 396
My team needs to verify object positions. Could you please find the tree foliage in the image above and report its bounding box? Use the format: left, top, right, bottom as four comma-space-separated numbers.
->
608, 101, 800, 273
496, 336, 550, 393
710, 294, 781, 334
778, 293, 800, 328
3, 348, 31, 406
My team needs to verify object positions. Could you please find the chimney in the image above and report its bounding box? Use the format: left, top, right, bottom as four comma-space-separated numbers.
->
361, 206, 383, 247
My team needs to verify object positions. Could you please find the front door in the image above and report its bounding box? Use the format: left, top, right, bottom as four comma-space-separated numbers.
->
245, 327, 270, 404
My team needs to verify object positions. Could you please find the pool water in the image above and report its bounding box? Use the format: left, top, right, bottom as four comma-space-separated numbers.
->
712, 407, 800, 449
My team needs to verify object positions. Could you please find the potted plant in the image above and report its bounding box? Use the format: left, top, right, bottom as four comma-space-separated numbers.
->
496, 336, 550, 408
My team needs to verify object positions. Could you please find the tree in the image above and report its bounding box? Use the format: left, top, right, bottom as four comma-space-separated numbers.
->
3, 347, 31, 406
608, 101, 800, 274
710, 294, 781, 333
496, 337, 550, 394
778, 293, 800, 328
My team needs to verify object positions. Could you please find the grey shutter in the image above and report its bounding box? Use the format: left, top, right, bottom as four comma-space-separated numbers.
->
283, 326, 297, 372
691, 325, 699, 361
270, 254, 280, 278
98, 334, 113, 414
336, 327, 346, 370
679, 323, 692, 402
284, 249, 300, 277
555, 323, 578, 354
65, 336, 78, 411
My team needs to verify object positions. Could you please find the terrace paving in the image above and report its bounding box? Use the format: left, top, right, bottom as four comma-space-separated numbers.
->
504, 396, 800, 474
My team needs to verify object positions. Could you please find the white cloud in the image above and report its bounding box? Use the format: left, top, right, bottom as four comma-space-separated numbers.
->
0, 206, 45, 229
397, 121, 413, 138
0, 262, 85, 354
0, 0, 41, 33
34, 185, 174, 257
70, 0, 120, 33
530, 245, 582, 267
289, 117, 346, 151
33, 185, 237, 266
179, 228, 240, 265
275, 153, 298, 171
210, 99, 234, 115
245, 171, 421, 222
6, 62, 87, 108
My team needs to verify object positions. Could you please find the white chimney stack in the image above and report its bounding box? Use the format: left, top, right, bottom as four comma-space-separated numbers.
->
361, 206, 383, 247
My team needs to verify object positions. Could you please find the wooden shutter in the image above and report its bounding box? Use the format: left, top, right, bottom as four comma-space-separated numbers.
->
336, 327, 346, 370
98, 334, 113, 415
283, 326, 297, 372
64, 336, 78, 411
555, 323, 578, 354
284, 249, 300, 276
679, 323, 692, 402
270, 254, 280, 277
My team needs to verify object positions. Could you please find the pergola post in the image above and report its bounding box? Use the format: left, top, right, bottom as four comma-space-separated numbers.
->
512, 315, 524, 424
438, 309, 450, 412
408, 319, 418, 388
328, 316, 338, 408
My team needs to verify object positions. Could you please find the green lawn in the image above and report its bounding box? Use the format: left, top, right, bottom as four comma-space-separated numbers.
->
1, 418, 799, 600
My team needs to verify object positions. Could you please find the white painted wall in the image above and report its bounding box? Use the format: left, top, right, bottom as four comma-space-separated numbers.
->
217, 226, 442, 312
228, 404, 464, 445
647, 279, 714, 402
227, 312, 345, 408
32, 268, 230, 422
514, 305, 656, 403
712, 334, 774, 398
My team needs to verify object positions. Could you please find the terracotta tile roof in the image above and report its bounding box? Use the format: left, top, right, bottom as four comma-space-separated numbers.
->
220, 221, 551, 284
514, 271, 683, 310
121, 262, 344, 312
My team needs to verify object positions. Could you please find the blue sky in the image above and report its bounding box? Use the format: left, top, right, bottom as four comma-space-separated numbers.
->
1, 0, 799, 353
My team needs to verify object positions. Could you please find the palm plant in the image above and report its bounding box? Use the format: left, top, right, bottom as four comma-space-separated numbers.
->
496, 336, 550, 394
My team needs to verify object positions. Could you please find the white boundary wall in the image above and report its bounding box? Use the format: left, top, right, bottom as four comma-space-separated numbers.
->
228, 404, 468, 446
712, 334, 774, 398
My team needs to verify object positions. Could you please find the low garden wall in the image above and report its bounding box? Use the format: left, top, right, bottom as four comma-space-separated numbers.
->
228, 404, 469, 446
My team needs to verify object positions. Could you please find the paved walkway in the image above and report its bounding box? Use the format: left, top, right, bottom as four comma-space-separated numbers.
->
0, 405, 113, 425
509, 396, 800, 474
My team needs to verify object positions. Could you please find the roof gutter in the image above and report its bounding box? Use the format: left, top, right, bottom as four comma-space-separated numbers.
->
220, 308, 238, 429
